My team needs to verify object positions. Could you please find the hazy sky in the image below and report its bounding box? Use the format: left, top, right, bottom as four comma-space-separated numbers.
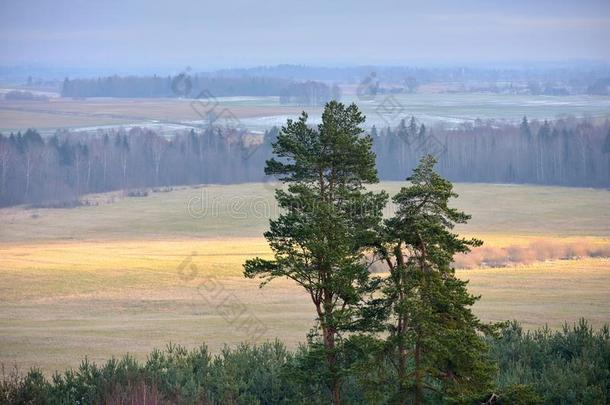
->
1, 0, 609, 70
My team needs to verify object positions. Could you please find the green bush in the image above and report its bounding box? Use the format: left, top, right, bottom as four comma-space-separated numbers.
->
0, 368, 48, 405
489, 319, 610, 404
2, 321, 609, 404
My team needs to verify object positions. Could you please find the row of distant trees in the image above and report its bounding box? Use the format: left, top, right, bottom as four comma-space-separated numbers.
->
0, 127, 272, 207
62, 75, 289, 98
0, 117, 609, 207
374, 116, 610, 186
60, 72, 610, 101
209, 64, 610, 94
3, 90, 49, 101
61, 74, 336, 105
279, 81, 341, 105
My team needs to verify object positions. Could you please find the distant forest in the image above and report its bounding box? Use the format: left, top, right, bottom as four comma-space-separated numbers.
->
4, 64, 610, 96
55, 65, 610, 98
61, 75, 337, 105
213, 64, 610, 86
0, 117, 609, 207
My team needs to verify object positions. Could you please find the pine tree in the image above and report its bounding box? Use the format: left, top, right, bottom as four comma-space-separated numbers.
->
244, 101, 387, 404
408, 116, 418, 138
519, 116, 531, 139
378, 155, 496, 404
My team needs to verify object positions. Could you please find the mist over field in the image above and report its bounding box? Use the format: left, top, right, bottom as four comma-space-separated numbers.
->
1, 1, 610, 404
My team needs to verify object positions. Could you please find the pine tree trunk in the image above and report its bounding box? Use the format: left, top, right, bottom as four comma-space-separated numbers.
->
322, 317, 340, 404
398, 316, 407, 404
395, 247, 409, 404
414, 339, 423, 405
315, 295, 340, 405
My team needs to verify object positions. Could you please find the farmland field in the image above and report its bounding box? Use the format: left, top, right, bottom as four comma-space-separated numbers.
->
1, 92, 610, 133
1, 182, 609, 373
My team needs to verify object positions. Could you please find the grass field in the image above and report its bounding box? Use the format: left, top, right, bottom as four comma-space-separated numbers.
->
0, 97, 309, 133
2, 182, 610, 243
1, 182, 609, 373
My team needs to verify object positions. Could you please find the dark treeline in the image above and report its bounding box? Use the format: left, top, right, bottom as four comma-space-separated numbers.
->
1, 118, 609, 207
61, 75, 290, 98
0, 127, 275, 207
61, 74, 335, 103
3, 90, 49, 101
57, 70, 610, 100
211, 64, 610, 94
374, 116, 610, 186
279, 81, 340, 105
5, 63, 610, 95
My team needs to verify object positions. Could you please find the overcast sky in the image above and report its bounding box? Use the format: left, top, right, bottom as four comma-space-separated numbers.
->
1, 0, 609, 70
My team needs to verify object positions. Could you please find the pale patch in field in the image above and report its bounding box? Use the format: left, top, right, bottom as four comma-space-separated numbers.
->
454, 237, 610, 268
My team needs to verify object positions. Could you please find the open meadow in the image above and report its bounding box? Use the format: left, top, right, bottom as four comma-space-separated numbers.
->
1, 182, 609, 373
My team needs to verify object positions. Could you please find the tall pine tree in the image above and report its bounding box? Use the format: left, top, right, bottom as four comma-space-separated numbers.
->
244, 101, 387, 404
378, 155, 496, 404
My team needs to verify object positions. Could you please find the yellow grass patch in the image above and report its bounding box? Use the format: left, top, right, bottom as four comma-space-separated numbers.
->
0, 238, 272, 301
0, 239, 608, 373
